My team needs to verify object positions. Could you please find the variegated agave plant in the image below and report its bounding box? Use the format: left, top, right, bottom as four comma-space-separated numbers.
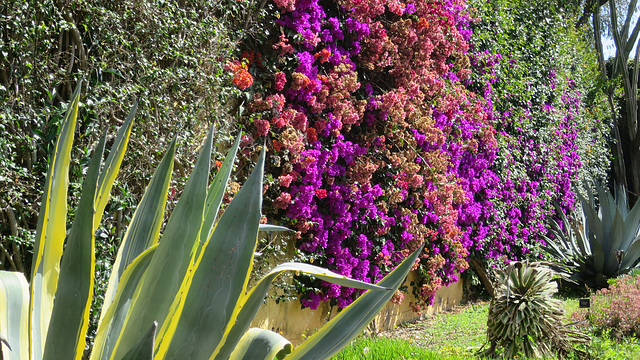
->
480, 262, 589, 359
0, 82, 421, 360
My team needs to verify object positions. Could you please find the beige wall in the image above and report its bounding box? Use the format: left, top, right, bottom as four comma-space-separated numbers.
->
250, 271, 463, 345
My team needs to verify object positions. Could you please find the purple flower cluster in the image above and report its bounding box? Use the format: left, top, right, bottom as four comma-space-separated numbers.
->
463, 50, 584, 263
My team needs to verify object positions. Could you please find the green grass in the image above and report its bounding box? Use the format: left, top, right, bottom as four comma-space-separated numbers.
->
331, 337, 478, 360
332, 298, 640, 360
417, 301, 488, 356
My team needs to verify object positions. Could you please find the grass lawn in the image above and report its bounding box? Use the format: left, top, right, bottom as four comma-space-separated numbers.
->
331, 298, 640, 360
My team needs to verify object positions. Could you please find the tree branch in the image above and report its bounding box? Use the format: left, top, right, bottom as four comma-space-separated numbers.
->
576, 0, 609, 28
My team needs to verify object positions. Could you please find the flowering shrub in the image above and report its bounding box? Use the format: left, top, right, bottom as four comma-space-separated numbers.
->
464, 0, 611, 263
235, 0, 498, 311
571, 274, 640, 339
230, 0, 609, 311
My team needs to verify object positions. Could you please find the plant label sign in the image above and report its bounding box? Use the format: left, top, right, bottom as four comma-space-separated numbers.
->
579, 298, 590, 308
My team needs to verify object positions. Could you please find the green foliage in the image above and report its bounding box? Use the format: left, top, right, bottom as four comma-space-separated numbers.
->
481, 262, 589, 359
577, 329, 640, 360
0, 86, 422, 360
546, 182, 640, 290
0, 0, 244, 280
467, 0, 611, 267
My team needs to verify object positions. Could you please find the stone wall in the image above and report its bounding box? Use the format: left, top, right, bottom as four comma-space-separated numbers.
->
250, 271, 463, 345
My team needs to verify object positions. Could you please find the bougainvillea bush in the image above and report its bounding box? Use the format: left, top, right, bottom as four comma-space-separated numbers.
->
230, 0, 609, 311
234, 0, 498, 311
465, 0, 611, 263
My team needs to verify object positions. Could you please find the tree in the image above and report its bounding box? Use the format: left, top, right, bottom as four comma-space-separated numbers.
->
592, 0, 640, 200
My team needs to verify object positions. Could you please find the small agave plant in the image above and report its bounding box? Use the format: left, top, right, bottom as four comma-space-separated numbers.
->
546, 182, 640, 289
0, 82, 421, 360
480, 262, 589, 359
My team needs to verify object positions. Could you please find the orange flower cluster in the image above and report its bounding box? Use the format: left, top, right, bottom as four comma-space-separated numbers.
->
229, 61, 253, 90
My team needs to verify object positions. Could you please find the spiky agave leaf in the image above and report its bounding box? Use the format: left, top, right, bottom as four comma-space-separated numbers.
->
545, 181, 640, 289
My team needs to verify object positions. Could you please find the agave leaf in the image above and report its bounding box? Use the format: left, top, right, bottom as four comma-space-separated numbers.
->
622, 239, 640, 269
284, 246, 423, 360
93, 101, 137, 230
605, 212, 625, 275
30, 80, 82, 360
591, 232, 605, 276
228, 328, 292, 360
100, 138, 176, 321
596, 184, 614, 228
259, 224, 294, 232
154, 146, 266, 360
120, 322, 157, 360
213, 262, 390, 360
43, 131, 106, 360
622, 197, 640, 250
90, 245, 157, 360
0, 271, 29, 360
111, 127, 214, 359
197, 132, 241, 255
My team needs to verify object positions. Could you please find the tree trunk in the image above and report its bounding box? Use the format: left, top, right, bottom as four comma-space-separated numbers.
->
471, 258, 495, 298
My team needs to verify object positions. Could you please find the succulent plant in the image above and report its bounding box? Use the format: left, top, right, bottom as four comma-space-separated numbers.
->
481, 262, 589, 359
0, 82, 421, 360
545, 182, 640, 289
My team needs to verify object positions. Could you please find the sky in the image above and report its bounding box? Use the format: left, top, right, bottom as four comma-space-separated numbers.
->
599, 4, 639, 59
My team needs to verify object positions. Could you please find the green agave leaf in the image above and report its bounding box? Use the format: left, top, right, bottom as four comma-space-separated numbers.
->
43, 131, 106, 360
93, 101, 137, 230
90, 245, 157, 360
155, 146, 266, 360
622, 197, 640, 249
284, 246, 423, 360
197, 132, 241, 255
213, 262, 390, 360
111, 127, 214, 360
0, 271, 29, 360
605, 212, 625, 275
30, 80, 82, 360
120, 322, 157, 360
259, 224, 293, 232
229, 328, 292, 360
622, 239, 640, 269
100, 138, 176, 321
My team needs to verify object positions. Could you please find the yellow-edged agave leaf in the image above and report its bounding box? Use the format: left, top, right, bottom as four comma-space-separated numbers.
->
154, 147, 266, 360
30, 80, 82, 360
213, 262, 390, 360
93, 101, 137, 230
197, 132, 241, 254
285, 246, 423, 360
42, 132, 106, 360
91, 245, 157, 360
228, 328, 292, 360
99, 139, 176, 321
111, 127, 214, 359
0, 271, 29, 360
120, 322, 157, 360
